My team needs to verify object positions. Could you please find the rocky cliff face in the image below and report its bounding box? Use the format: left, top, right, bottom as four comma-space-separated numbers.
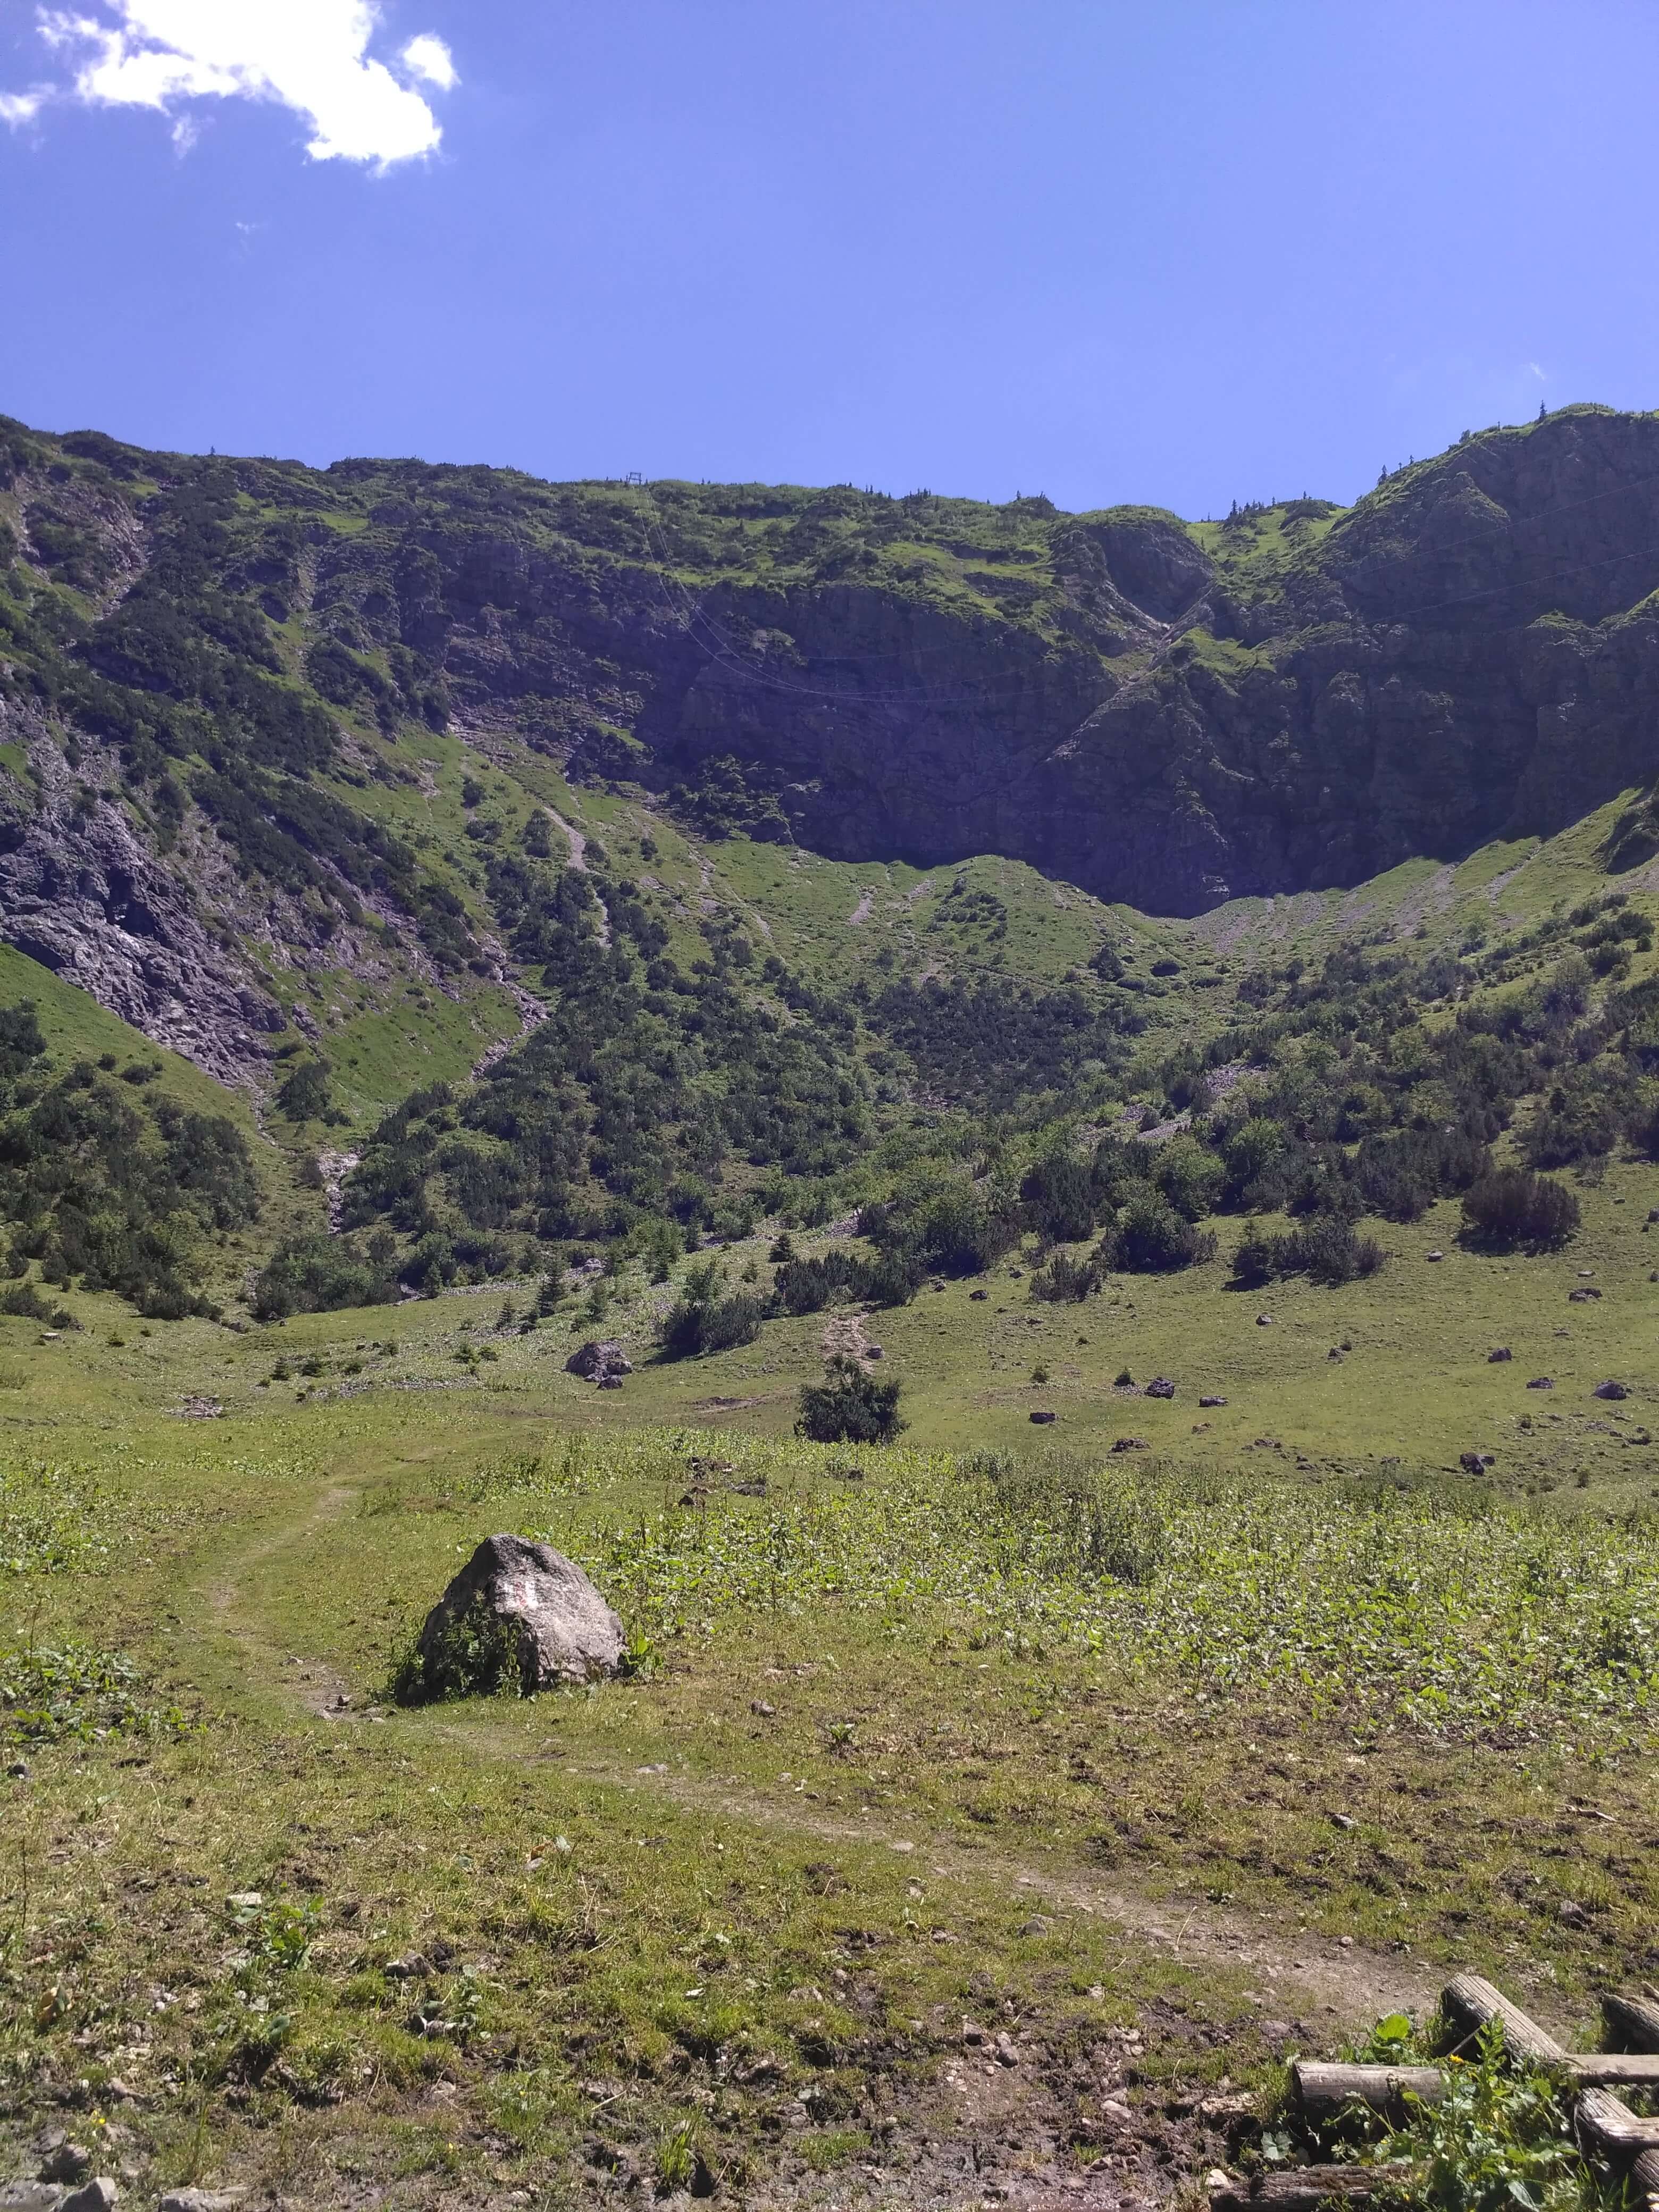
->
624, 410, 1659, 911
3, 404, 1658, 1083
297, 408, 1659, 913
0, 702, 286, 1084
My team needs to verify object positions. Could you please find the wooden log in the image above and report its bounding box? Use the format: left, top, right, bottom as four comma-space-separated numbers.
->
1439, 1974, 1564, 2065
1293, 2063, 1446, 2123
1561, 2053, 1659, 2088
1603, 1992, 1659, 2054
1574, 2088, 1659, 2163
1630, 2147, 1659, 2212
1208, 2166, 1409, 2210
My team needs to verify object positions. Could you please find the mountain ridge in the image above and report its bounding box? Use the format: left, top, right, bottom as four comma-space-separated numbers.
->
2, 401, 1658, 1131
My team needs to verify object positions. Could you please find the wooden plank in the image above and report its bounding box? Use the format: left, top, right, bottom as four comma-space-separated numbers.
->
1209, 2167, 1408, 2210
1603, 1992, 1659, 2054
1574, 2088, 1659, 2162
1630, 2147, 1659, 2212
1562, 2054, 1659, 2088
1439, 1974, 1564, 2065
1293, 2063, 1445, 2123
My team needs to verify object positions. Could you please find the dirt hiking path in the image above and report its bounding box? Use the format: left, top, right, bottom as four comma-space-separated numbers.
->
551, 1750, 1442, 2027
205, 1478, 1446, 2035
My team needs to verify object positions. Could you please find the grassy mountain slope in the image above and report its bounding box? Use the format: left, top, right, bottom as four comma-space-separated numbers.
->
1, 421, 1657, 2212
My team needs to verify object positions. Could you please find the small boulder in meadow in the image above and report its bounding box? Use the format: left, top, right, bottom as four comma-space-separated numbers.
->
410, 1535, 625, 1699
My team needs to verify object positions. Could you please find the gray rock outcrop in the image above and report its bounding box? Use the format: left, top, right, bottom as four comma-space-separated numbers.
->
0, 717, 283, 1088
566, 1339, 632, 1383
416, 1534, 624, 1691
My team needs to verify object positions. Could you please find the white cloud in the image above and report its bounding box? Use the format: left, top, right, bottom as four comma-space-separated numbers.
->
0, 88, 48, 124
10, 1, 457, 165
401, 33, 455, 91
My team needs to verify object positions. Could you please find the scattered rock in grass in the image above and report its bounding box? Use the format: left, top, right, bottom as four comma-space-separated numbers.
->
750, 1698, 776, 1717
1255, 1313, 1273, 1326
1029, 1409, 1056, 1424
414, 1534, 625, 1694
1557, 1898, 1593, 1928
994, 2030, 1021, 2066
1020, 1915, 1053, 1937
1145, 1376, 1176, 1399
970, 1288, 988, 1300
565, 1339, 632, 1384
173, 1396, 223, 1419
1426, 1250, 1444, 1261
1199, 2093, 1255, 2121
1328, 1346, 1343, 1360
1192, 1422, 1211, 1433
1577, 1268, 1596, 1277
1593, 1379, 1629, 1400
962, 2019, 991, 2047
60, 2184, 119, 2212
1488, 1347, 1512, 1362
1527, 1377, 1555, 1390
1111, 1436, 1149, 1453
1329, 1812, 1357, 1831
1199, 1394, 1227, 1407
1569, 1287, 1602, 1303
157, 2192, 248, 2212
1460, 1451, 1495, 1473
39, 2144, 91, 2184
864, 1343, 884, 1359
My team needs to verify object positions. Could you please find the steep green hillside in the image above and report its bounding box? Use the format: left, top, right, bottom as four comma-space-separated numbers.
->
2, 417, 1658, 2212
0, 407, 1656, 1337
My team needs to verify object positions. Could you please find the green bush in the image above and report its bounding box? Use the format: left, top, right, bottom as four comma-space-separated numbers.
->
251, 1230, 400, 1320
795, 1353, 905, 1444
1231, 1214, 1385, 1286
1103, 1192, 1215, 1273
657, 1261, 767, 1358
274, 1058, 341, 1124
1352, 2018, 1603, 2212
1460, 1169, 1579, 1252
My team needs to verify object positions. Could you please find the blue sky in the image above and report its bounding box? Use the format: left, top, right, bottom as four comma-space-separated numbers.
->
3, 1, 1657, 516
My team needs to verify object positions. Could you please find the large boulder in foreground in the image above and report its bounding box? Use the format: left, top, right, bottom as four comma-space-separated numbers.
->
414, 1534, 625, 1697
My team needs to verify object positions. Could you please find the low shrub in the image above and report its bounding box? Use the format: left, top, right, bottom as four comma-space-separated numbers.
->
1102, 1192, 1216, 1273
774, 1247, 917, 1314
1232, 1215, 1385, 1286
796, 1353, 906, 1444
1460, 1168, 1580, 1252
251, 1230, 400, 1320
657, 1261, 767, 1359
